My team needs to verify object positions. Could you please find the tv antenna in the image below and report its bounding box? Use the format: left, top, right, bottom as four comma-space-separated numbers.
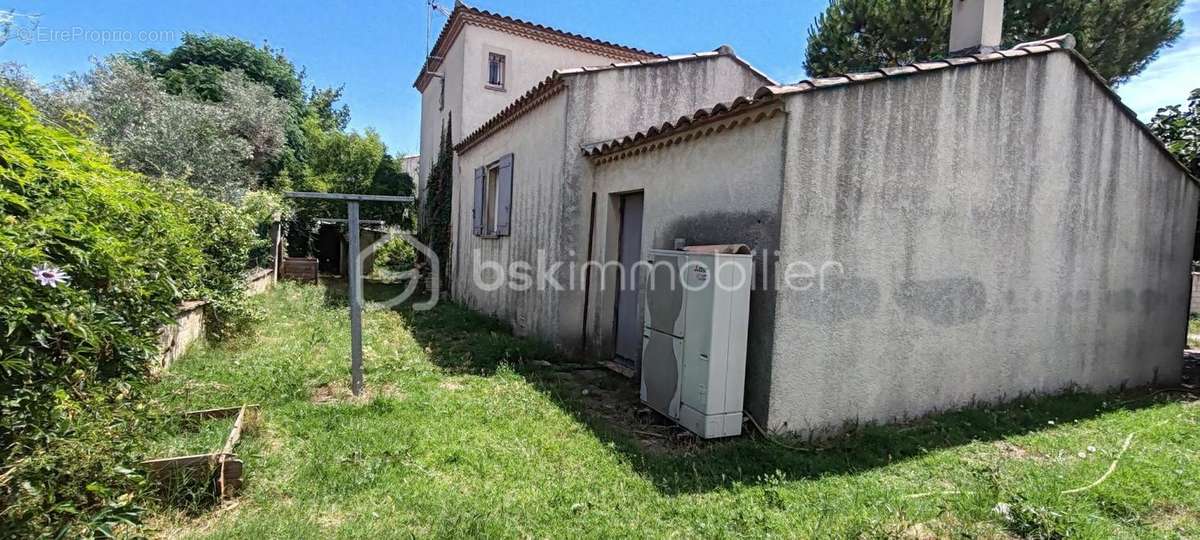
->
425, 0, 452, 58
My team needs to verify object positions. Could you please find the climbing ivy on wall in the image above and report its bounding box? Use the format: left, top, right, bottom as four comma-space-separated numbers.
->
421, 113, 454, 290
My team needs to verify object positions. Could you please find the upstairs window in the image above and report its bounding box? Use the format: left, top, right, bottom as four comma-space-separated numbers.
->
487, 53, 506, 89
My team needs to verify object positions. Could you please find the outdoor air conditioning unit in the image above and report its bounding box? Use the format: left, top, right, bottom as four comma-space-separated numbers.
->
641, 247, 752, 438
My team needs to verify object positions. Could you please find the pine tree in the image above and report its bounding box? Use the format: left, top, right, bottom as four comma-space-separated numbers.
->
803, 0, 1184, 86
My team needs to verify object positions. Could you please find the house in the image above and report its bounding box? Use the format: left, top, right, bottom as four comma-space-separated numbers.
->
417, 0, 1198, 436
399, 154, 420, 181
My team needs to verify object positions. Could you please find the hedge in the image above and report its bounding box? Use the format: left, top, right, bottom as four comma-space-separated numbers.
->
0, 87, 264, 536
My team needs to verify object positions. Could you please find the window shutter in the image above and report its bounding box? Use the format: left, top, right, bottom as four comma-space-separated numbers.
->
496, 153, 514, 236
472, 166, 485, 236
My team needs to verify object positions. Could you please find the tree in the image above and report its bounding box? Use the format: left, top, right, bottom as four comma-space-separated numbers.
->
1150, 88, 1200, 177
804, 0, 1185, 86
368, 153, 417, 228
129, 34, 322, 188
85, 59, 288, 200
129, 33, 304, 105
0, 62, 92, 135
1150, 88, 1200, 260
296, 116, 385, 192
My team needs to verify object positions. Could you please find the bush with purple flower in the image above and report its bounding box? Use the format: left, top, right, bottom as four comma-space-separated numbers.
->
31, 263, 70, 288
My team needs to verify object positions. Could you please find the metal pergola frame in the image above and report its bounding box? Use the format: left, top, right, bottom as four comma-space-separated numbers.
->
284, 191, 415, 396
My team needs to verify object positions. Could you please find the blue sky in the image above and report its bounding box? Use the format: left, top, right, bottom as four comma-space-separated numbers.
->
2, 0, 1199, 156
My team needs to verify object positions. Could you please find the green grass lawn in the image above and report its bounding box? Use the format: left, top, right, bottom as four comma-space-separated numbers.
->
141, 281, 1200, 538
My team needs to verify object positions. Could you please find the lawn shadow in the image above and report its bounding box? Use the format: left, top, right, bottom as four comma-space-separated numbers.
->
323, 279, 1196, 495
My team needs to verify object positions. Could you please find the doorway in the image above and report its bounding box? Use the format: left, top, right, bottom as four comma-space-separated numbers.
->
317, 224, 342, 275
613, 192, 644, 369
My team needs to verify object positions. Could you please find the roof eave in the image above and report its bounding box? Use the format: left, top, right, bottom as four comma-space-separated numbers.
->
413, 4, 659, 91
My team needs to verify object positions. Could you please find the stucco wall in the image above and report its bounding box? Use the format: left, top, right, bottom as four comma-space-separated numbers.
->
589, 112, 787, 419
561, 55, 775, 349
769, 51, 1198, 434
460, 25, 619, 140
418, 24, 622, 203
452, 91, 570, 339
418, 34, 466, 206
449, 54, 773, 349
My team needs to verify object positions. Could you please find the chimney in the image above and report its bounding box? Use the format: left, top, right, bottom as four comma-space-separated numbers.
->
949, 0, 1003, 55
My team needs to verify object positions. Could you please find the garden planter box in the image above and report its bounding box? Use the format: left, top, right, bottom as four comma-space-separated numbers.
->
280, 257, 318, 283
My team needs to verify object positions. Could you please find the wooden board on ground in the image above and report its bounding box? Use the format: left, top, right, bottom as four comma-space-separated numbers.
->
144, 404, 254, 500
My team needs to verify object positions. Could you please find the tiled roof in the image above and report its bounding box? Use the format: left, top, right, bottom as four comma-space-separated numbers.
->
455, 47, 774, 154
581, 34, 1195, 182
414, 1, 658, 91
583, 35, 1079, 157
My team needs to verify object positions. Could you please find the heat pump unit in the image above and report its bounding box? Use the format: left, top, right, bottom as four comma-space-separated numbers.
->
641, 248, 752, 438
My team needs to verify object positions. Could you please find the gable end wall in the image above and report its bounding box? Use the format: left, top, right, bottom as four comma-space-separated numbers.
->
769, 51, 1198, 434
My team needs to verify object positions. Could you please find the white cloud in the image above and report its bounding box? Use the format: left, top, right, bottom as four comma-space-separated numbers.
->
1118, 4, 1200, 118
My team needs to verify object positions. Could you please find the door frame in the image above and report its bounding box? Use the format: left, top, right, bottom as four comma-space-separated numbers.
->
611, 191, 644, 369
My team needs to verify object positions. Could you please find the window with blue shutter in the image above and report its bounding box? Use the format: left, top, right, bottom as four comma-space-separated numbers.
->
472, 166, 484, 236
473, 154, 514, 237
495, 154, 513, 236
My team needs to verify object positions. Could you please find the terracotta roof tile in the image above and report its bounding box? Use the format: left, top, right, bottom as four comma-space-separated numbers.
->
879, 65, 920, 76
912, 61, 952, 71
582, 35, 1085, 160
414, 1, 659, 90
844, 72, 885, 82
455, 47, 776, 153
581, 33, 1195, 182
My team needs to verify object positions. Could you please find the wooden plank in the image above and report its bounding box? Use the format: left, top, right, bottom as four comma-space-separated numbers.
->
222, 406, 247, 455
218, 455, 243, 498
281, 257, 319, 283
183, 404, 259, 421
283, 191, 415, 203
604, 360, 636, 379
141, 452, 219, 472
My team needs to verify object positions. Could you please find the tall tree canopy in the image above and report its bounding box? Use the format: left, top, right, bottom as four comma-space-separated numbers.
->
803, 0, 1185, 86
130, 34, 304, 105
1150, 88, 1200, 259
1150, 88, 1200, 177
130, 34, 317, 187
126, 34, 413, 206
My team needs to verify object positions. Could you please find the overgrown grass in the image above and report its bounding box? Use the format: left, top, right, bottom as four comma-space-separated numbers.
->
141, 281, 1200, 538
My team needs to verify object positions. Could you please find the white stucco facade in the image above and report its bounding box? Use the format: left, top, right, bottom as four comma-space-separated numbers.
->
415, 7, 652, 208
579, 47, 1197, 434
415, 7, 1196, 436
452, 53, 773, 347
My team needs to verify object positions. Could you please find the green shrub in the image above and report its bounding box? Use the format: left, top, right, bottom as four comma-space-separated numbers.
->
373, 235, 417, 273
151, 182, 273, 337
0, 87, 204, 535
0, 87, 265, 536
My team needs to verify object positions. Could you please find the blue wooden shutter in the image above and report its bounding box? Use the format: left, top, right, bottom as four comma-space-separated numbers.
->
472, 166, 485, 236
496, 153, 514, 236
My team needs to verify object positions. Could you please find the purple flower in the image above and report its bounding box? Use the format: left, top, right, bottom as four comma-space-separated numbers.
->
31, 263, 70, 288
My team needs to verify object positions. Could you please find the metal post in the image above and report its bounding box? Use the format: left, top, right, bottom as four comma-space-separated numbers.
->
281, 192, 412, 397
347, 201, 363, 396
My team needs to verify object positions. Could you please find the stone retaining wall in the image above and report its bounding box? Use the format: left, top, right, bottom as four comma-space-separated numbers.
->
157, 300, 206, 371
